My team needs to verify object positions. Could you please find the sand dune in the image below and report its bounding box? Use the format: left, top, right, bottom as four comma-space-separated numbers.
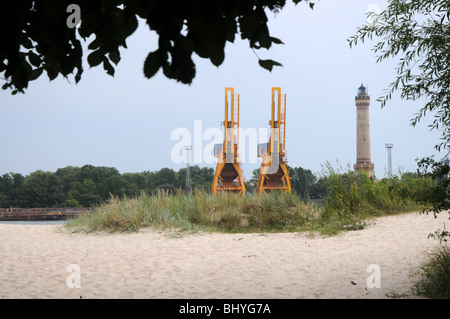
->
0, 211, 448, 299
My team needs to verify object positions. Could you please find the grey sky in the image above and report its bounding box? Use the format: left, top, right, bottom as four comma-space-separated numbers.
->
0, 0, 442, 179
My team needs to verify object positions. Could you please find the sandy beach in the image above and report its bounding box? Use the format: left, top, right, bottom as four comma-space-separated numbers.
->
0, 211, 448, 299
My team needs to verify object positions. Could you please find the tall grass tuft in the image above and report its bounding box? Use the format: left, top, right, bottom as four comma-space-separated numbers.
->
412, 245, 450, 299
314, 162, 433, 235
65, 189, 318, 234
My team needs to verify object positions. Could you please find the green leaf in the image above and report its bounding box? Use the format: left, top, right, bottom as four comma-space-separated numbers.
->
88, 38, 101, 50
87, 50, 104, 67
270, 37, 284, 45
28, 52, 41, 67
102, 58, 115, 76
46, 66, 58, 81
29, 68, 44, 81
165, 55, 196, 84
210, 49, 225, 67
109, 49, 121, 65
122, 13, 139, 38
209, 42, 226, 67
75, 68, 82, 83
252, 24, 271, 49
258, 59, 283, 72
143, 49, 163, 79
21, 37, 33, 49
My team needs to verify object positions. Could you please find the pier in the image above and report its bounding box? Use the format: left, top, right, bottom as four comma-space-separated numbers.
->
0, 207, 93, 221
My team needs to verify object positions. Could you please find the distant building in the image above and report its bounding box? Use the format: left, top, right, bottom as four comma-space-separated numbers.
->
354, 84, 375, 178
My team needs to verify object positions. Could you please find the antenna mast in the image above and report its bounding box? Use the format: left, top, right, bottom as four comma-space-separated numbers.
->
385, 143, 393, 177
184, 145, 192, 194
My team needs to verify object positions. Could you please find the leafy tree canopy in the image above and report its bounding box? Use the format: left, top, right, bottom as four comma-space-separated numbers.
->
0, 0, 314, 94
349, 0, 450, 153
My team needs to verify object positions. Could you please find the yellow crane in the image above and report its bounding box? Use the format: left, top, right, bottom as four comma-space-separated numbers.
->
211, 87, 246, 195
256, 87, 292, 193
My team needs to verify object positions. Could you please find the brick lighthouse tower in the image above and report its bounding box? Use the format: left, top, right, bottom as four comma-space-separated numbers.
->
354, 84, 375, 178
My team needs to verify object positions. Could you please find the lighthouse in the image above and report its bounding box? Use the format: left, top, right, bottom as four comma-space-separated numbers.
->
354, 84, 375, 178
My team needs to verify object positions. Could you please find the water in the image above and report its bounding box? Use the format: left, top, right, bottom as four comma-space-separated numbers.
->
0, 220, 68, 225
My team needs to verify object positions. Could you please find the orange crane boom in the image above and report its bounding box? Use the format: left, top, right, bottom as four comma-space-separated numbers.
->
211, 87, 246, 195
256, 87, 292, 193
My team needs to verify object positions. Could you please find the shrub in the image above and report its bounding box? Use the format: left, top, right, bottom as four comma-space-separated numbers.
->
412, 245, 450, 299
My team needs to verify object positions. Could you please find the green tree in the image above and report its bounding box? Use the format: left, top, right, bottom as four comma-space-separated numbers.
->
152, 167, 177, 193
288, 165, 316, 200
11, 173, 26, 206
78, 179, 102, 206
123, 172, 147, 191
177, 165, 215, 192
249, 167, 260, 183
416, 156, 449, 240
0, 193, 8, 208
55, 166, 81, 191
1, 0, 315, 94
309, 176, 327, 199
80, 165, 121, 199
103, 174, 129, 198
0, 173, 25, 207
0, 174, 13, 207
191, 166, 215, 190
83, 178, 96, 194
20, 170, 64, 207
64, 189, 81, 207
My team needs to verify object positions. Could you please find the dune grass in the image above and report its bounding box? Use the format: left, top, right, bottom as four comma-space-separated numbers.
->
412, 245, 450, 299
314, 163, 433, 235
64, 190, 319, 234
65, 163, 432, 236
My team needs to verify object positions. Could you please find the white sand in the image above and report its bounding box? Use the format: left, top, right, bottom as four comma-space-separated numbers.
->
0, 211, 448, 299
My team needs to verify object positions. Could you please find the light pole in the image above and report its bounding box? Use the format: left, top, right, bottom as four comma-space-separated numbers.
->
385, 143, 394, 177
184, 145, 192, 194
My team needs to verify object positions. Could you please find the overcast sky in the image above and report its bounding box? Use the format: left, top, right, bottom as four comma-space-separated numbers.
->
0, 0, 442, 179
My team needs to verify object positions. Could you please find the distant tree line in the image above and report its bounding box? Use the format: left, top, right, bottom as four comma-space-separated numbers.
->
0, 165, 214, 208
0, 164, 325, 208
